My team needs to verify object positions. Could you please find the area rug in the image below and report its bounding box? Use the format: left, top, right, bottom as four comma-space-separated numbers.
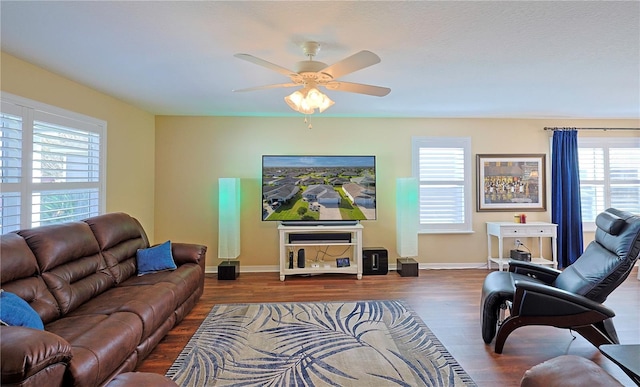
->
166, 300, 476, 386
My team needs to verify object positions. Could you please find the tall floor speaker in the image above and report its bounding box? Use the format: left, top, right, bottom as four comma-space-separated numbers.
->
396, 178, 419, 258
363, 247, 388, 275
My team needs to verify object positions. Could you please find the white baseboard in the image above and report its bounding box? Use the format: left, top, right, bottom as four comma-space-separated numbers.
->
207, 261, 639, 280
206, 262, 490, 274
206, 265, 278, 274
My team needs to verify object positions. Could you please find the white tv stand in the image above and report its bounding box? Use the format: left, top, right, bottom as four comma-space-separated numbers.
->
278, 223, 363, 281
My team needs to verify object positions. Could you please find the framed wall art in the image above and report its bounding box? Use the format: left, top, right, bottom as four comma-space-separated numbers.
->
476, 154, 546, 212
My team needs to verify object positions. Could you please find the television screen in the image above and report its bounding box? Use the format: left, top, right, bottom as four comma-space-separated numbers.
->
262, 155, 376, 224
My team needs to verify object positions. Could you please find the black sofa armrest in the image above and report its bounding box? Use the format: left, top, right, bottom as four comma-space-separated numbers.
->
171, 243, 207, 266
1, 326, 72, 386
508, 260, 562, 284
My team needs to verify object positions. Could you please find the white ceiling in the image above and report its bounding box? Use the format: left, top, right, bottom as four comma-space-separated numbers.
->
1, 1, 639, 118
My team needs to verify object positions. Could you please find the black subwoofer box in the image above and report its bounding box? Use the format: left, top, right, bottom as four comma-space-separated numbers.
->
218, 260, 239, 280
363, 247, 388, 275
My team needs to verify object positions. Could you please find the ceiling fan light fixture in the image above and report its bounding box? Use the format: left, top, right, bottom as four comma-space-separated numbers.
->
284, 90, 305, 111
316, 93, 335, 113
284, 86, 334, 114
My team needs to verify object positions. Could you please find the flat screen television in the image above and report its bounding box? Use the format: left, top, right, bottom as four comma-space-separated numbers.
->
262, 155, 376, 225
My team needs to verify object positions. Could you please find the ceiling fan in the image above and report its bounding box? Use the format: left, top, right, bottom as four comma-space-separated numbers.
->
233, 42, 391, 114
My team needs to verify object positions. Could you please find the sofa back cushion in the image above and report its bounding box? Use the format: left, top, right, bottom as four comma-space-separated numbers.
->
84, 212, 149, 283
0, 233, 60, 324
18, 222, 114, 315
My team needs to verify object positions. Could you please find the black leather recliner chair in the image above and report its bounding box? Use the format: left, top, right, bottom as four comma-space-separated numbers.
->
481, 208, 640, 354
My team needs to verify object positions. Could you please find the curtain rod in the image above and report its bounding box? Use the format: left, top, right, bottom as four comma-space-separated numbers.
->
544, 127, 640, 131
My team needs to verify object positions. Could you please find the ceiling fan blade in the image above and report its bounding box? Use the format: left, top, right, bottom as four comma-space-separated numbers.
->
233, 83, 299, 92
234, 54, 297, 77
325, 81, 391, 97
321, 50, 381, 79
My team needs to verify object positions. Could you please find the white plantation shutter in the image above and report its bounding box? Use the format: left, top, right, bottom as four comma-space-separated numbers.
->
0, 105, 24, 232
578, 137, 640, 229
32, 120, 101, 184
0, 93, 105, 233
412, 137, 472, 233
0, 112, 22, 184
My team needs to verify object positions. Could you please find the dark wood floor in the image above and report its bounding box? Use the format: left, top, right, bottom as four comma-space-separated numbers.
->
137, 268, 640, 386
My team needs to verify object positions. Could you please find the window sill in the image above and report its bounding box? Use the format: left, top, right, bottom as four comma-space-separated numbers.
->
419, 230, 475, 235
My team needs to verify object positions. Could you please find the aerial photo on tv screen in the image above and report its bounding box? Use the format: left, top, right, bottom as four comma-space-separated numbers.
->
262, 155, 376, 222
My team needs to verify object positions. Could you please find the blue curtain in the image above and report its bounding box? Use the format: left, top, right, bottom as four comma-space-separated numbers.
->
551, 130, 583, 268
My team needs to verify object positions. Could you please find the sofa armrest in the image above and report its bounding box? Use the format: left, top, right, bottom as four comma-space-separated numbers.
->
1, 326, 72, 386
171, 243, 207, 266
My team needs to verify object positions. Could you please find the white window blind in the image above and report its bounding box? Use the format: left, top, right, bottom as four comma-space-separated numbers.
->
578, 137, 640, 228
33, 120, 101, 184
0, 112, 22, 184
0, 104, 24, 232
0, 93, 106, 233
412, 137, 472, 233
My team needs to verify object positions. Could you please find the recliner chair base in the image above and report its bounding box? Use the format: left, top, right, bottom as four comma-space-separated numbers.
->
482, 270, 621, 353
493, 314, 619, 354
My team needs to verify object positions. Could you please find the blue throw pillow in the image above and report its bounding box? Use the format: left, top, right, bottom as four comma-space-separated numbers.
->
136, 240, 177, 276
0, 290, 44, 330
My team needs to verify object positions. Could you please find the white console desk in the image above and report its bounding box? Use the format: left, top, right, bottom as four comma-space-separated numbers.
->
486, 222, 558, 271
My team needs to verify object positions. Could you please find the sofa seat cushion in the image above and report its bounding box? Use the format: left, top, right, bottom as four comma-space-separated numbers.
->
67, 283, 178, 341
46, 312, 143, 387
118, 263, 202, 307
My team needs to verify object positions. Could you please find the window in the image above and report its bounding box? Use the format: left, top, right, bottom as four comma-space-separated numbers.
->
578, 137, 640, 229
1, 93, 106, 234
412, 137, 472, 233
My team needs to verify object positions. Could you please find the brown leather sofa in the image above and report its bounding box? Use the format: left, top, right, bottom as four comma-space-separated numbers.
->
0, 212, 207, 386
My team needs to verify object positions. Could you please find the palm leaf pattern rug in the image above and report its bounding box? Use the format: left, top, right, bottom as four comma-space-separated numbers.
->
166, 300, 476, 386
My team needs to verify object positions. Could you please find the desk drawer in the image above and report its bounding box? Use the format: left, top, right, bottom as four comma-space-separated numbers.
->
501, 226, 556, 236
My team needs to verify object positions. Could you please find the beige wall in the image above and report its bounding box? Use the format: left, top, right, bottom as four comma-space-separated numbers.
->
155, 116, 639, 270
1, 52, 157, 238
4, 51, 638, 270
